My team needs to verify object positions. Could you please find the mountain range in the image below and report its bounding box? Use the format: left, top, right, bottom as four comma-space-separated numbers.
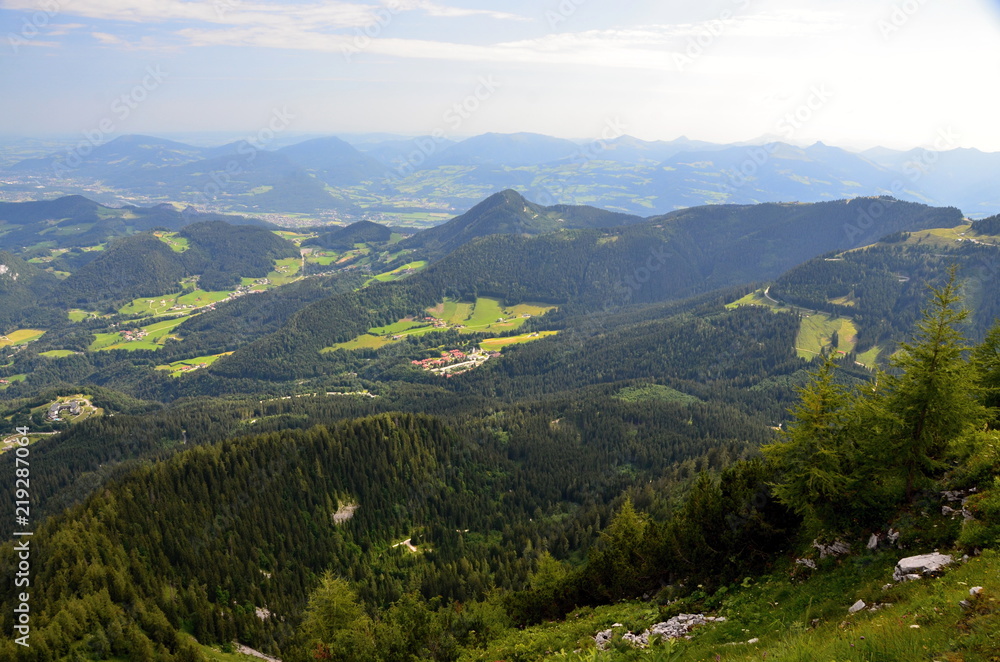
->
4, 132, 999, 219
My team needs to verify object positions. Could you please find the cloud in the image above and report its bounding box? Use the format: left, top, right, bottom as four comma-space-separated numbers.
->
91, 31, 123, 44
0, 0, 527, 28
389, 0, 528, 21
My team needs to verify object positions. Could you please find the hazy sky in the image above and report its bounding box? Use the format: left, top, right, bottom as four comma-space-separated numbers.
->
2, 0, 1000, 150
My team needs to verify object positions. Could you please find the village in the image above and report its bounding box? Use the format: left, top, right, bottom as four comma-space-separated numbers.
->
411, 347, 501, 377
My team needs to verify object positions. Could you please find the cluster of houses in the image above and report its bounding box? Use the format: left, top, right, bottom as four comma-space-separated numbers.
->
120, 328, 149, 342
48, 400, 83, 421
176, 362, 209, 374
410, 348, 502, 376
0, 378, 9, 385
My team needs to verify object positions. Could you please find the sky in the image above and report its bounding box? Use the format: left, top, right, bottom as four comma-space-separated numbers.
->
2, 0, 1000, 151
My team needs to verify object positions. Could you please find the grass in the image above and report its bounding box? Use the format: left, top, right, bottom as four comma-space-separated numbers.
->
156, 352, 233, 377
0, 329, 46, 347
39, 350, 78, 358
327, 298, 558, 353
90, 315, 193, 352
119, 290, 233, 316
267, 257, 302, 286
479, 331, 559, 350
796, 313, 858, 359
306, 251, 340, 266
468, 549, 1000, 661
322, 334, 392, 353
856, 345, 882, 369
154, 231, 190, 252
67, 309, 100, 322
370, 260, 429, 283
369, 319, 430, 335
0, 374, 26, 389
725, 289, 791, 313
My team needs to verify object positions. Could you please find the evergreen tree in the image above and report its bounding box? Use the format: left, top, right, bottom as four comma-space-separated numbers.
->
762, 355, 851, 529
879, 268, 987, 500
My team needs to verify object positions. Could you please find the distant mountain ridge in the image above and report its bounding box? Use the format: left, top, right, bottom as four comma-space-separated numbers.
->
5, 133, 1000, 218
0, 194, 271, 252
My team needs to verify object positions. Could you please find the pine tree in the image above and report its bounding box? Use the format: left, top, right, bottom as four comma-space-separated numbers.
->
880, 268, 987, 500
762, 355, 851, 529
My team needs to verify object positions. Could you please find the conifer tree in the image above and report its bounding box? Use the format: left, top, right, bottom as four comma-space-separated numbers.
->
880, 268, 987, 500
763, 355, 851, 529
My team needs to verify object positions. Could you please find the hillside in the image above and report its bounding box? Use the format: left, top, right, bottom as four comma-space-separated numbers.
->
0, 195, 270, 252
402, 189, 643, 257
304, 220, 394, 250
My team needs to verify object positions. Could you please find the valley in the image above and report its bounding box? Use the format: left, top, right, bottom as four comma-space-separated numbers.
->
0, 187, 999, 662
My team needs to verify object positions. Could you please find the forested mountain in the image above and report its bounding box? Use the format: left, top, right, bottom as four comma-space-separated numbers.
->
304, 220, 394, 250
0, 251, 62, 329
276, 137, 388, 186
401, 189, 643, 257
0, 195, 270, 252
7, 135, 207, 178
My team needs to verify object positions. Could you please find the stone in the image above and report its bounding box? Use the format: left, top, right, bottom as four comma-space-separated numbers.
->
971, 586, 984, 597
813, 539, 851, 558
796, 558, 817, 570
848, 600, 867, 614
893, 553, 954, 582
606, 613, 723, 649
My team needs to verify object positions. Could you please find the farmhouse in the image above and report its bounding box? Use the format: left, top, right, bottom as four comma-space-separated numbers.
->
48, 400, 82, 421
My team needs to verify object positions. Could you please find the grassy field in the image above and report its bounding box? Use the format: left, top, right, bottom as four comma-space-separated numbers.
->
90, 315, 193, 352
154, 231, 189, 252
429, 298, 557, 333
370, 260, 429, 283
120, 288, 237, 316
796, 313, 858, 359
479, 331, 559, 350
369, 318, 429, 335
67, 309, 100, 322
725, 289, 791, 313
39, 350, 79, 358
856, 345, 882, 368
156, 352, 233, 377
0, 329, 46, 347
323, 334, 393, 352
327, 298, 558, 353
267, 257, 302, 286
0, 374, 26, 389
306, 250, 340, 266
273, 230, 316, 245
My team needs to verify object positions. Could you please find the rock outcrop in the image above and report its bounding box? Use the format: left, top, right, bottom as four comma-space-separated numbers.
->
893, 553, 953, 582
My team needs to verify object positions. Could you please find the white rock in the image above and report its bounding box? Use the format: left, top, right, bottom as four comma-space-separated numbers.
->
747, 637, 759, 644
813, 539, 851, 558
971, 586, 984, 597
848, 600, 867, 614
893, 553, 954, 582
